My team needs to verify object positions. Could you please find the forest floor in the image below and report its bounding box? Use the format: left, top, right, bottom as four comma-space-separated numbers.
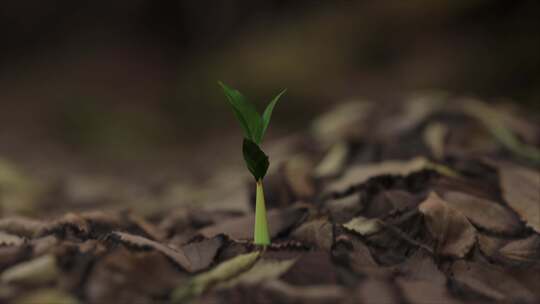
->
0, 93, 539, 304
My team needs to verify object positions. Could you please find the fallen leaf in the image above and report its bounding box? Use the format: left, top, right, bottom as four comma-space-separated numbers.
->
280, 251, 338, 286
366, 190, 421, 218
281, 154, 316, 199
498, 165, 540, 233
314, 142, 349, 179
355, 278, 399, 304
498, 234, 540, 265
451, 260, 536, 303
477, 233, 506, 258
199, 206, 307, 240
442, 191, 522, 235
1, 254, 59, 285
343, 216, 383, 236
325, 157, 456, 194
180, 236, 225, 272
325, 194, 363, 223
262, 280, 345, 303
109, 231, 192, 271
397, 279, 461, 304
423, 122, 448, 159
419, 192, 476, 258
218, 258, 296, 288
171, 251, 260, 302
291, 218, 333, 250
0, 232, 24, 246
14, 289, 79, 304
0, 217, 44, 238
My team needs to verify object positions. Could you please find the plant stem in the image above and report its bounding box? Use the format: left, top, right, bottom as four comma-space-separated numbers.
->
254, 180, 270, 245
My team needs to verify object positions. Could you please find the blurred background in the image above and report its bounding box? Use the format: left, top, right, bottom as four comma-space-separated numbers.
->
0, 0, 539, 185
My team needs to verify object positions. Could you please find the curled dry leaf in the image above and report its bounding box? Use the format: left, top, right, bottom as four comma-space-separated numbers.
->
218, 258, 296, 289
498, 234, 540, 265
171, 251, 260, 302
199, 206, 307, 240
180, 236, 225, 272
314, 142, 349, 179
325, 157, 456, 194
109, 231, 192, 272
0, 232, 24, 246
419, 192, 476, 258
0, 217, 44, 238
498, 165, 540, 233
281, 154, 316, 199
1, 254, 59, 285
262, 280, 345, 304
291, 218, 333, 250
343, 216, 383, 237
442, 191, 522, 235
14, 289, 79, 304
325, 194, 363, 223
451, 260, 536, 303
423, 122, 448, 159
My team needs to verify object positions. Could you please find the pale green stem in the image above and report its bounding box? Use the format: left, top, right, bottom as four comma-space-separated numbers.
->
254, 180, 270, 245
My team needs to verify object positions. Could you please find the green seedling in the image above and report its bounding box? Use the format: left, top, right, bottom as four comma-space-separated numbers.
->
219, 81, 286, 246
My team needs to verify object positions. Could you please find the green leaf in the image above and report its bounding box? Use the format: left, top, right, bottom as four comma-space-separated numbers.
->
218, 81, 261, 142
242, 139, 269, 180
254, 89, 286, 144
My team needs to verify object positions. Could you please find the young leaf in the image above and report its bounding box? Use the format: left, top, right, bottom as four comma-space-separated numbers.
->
218, 81, 261, 142
242, 139, 269, 181
254, 89, 286, 144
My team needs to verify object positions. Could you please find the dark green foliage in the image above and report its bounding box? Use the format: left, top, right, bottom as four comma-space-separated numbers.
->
219, 81, 285, 180
242, 138, 269, 180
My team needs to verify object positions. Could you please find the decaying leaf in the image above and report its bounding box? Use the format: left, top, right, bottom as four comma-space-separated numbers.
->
180, 236, 225, 272
280, 251, 338, 286
314, 142, 349, 179
262, 280, 345, 303
109, 231, 192, 271
291, 218, 333, 250
325, 194, 363, 223
355, 278, 399, 304
199, 206, 307, 240
171, 251, 260, 302
451, 260, 536, 303
343, 216, 383, 236
498, 164, 540, 233
1, 254, 59, 285
419, 192, 476, 258
498, 234, 540, 265
218, 258, 296, 289
0, 217, 44, 238
442, 191, 522, 235
311, 101, 373, 147
14, 289, 79, 304
423, 122, 448, 159
281, 154, 316, 198
397, 279, 461, 304
0, 232, 24, 246
325, 157, 456, 194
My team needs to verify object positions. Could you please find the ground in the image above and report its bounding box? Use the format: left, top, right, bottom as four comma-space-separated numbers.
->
0, 93, 539, 304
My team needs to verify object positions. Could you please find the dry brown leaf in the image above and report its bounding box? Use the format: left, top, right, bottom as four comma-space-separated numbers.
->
0, 232, 24, 246
499, 165, 540, 233
397, 279, 462, 304
325, 194, 363, 223
367, 190, 421, 218
291, 218, 333, 250
280, 252, 338, 286
0, 217, 44, 238
314, 142, 349, 179
180, 236, 225, 272
442, 191, 522, 235
423, 122, 448, 159
419, 192, 476, 258
218, 259, 296, 289
355, 278, 399, 304
40, 213, 90, 237
110, 231, 192, 272
1, 254, 59, 285
477, 233, 506, 258
281, 154, 316, 199
199, 206, 307, 240
498, 234, 540, 265
263, 280, 345, 303
343, 216, 383, 236
451, 260, 536, 303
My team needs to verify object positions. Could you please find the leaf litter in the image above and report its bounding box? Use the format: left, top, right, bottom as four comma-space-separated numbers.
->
0, 95, 539, 303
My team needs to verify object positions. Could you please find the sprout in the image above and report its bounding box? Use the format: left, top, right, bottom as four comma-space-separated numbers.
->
219, 81, 286, 246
